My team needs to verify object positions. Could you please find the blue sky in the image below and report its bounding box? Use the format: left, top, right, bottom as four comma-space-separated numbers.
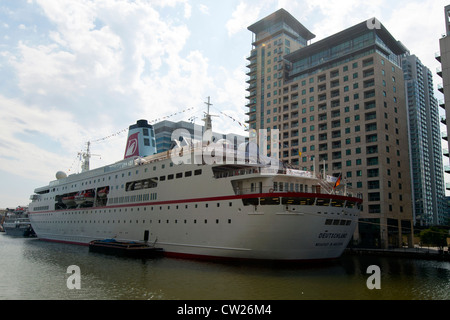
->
0, 0, 448, 208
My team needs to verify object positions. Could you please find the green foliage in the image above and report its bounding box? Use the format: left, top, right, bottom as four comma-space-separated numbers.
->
419, 227, 449, 249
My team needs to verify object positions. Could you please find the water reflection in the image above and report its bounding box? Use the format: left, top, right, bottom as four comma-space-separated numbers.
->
1, 234, 449, 300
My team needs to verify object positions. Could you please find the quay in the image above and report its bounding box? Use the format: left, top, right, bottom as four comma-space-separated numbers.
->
345, 246, 450, 262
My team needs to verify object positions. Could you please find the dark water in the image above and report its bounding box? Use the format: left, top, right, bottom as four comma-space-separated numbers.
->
0, 233, 449, 300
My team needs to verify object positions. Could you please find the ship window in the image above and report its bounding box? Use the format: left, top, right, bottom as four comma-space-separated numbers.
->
185, 171, 192, 177
331, 199, 345, 207
242, 198, 258, 206
194, 169, 202, 176
325, 219, 333, 225
316, 198, 330, 206
168, 174, 174, 180
176, 173, 182, 179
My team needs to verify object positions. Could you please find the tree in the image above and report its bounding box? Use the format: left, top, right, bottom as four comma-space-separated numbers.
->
419, 227, 449, 249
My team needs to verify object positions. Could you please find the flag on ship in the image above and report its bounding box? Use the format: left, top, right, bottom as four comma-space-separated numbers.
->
333, 174, 342, 189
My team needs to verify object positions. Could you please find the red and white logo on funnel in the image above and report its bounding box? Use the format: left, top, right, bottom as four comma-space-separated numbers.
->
124, 132, 140, 159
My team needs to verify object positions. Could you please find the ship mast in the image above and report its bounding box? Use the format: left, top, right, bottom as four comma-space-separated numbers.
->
79, 141, 91, 173
78, 141, 100, 173
203, 96, 213, 133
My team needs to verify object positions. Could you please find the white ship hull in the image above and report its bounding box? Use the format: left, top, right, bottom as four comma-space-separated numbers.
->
28, 156, 361, 261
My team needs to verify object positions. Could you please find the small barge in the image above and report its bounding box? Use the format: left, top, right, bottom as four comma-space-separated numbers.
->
89, 239, 163, 258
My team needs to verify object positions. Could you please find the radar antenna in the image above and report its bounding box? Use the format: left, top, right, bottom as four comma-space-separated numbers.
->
78, 141, 101, 172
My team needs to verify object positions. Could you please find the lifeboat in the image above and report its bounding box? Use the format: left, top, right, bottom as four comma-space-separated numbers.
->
97, 187, 109, 198
74, 190, 95, 205
62, 194, 76, 206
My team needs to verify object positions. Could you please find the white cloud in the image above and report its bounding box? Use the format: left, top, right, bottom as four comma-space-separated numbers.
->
226, 1, 264, 36
382, 0, 447, 74
0, 95, 86, 179
198, 4, 209, 15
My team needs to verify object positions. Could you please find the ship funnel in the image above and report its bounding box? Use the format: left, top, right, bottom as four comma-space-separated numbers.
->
124, 119, 157, 159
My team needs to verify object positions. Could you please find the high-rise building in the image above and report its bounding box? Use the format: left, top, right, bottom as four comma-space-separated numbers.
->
246, 9, 414, 248
436, 5, 450, 227
438, 6, 450, 158
403, 54, 446, 226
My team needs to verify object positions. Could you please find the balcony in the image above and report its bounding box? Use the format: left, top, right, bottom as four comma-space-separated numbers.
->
443, 131, 448, 141
245, 107, 256, 115
435, 52, 441, 62
438, 83, 444, 93
246, 83, 257, 91
437, 67, 442, 77
445, 165, 450, 174
246, 59, 257, 68
245, 91, 256, 99
441, 116, 447, 125
246, 50, 257, 61
246, 68, 257, 76
444, 148, 449, 157
439, 99, 446, 109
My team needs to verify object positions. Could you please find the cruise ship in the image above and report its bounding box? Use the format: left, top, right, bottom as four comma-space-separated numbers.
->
28, 101, 362, 261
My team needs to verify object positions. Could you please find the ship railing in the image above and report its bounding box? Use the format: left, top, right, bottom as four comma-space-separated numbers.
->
213, 166, 316, 179
234, 186, 360, 199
